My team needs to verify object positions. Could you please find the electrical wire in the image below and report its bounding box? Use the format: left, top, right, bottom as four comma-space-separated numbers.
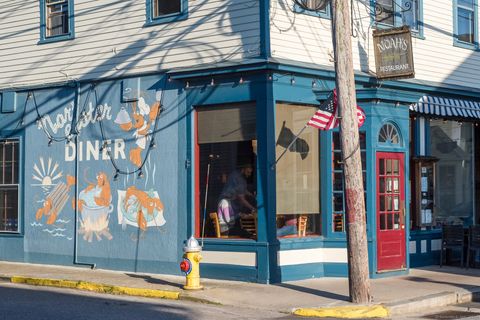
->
32, 90, 76, 143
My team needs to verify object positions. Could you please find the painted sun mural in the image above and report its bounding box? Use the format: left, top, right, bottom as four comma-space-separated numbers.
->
32, 157, 63, 189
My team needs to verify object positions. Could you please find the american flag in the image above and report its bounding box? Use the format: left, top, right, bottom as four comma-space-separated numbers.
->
307, 90, 366, 130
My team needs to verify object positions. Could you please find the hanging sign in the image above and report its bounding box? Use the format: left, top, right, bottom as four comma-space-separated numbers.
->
373, 26, 415, 80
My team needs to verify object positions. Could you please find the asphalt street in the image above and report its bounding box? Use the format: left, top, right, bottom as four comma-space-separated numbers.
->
0, 283, 295, 320
1, 281, 479, 320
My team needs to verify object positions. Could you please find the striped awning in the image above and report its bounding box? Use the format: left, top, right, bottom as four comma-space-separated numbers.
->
410, 96, 480, 119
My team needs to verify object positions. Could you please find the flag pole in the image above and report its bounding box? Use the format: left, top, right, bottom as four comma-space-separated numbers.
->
271, 124, 309, 170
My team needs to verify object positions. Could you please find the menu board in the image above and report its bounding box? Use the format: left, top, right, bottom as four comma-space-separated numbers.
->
415, 161, 436, 227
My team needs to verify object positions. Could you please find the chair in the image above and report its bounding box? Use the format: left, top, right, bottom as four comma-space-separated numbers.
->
297, 215, 308, 237
440, 224, 465, 268
240, 213, 257, 237
467, 225, 480, 268
209, 212, 227, 238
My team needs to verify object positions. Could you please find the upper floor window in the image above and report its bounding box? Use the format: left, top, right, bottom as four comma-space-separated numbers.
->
146, 0, 188, 26
375, 0, 422, 35
0, 139, 19, 233
39, 0, 74, 43
293, 1, 331, 19
454, 0, 477, 47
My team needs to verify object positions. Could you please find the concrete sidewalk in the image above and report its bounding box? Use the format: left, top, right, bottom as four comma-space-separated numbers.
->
0, 261, 479, 318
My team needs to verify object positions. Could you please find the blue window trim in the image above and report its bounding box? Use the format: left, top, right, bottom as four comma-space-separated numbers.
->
39, 0, 75, 44
453, 0, 478, 50
0, 136, 23, 236
371, 0, 424, 39
145, 0, 188, 26
293, 3, 331, 19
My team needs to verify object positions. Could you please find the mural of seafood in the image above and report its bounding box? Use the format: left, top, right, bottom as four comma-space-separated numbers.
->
117, 186, 165, 231
77, 172, 113, 242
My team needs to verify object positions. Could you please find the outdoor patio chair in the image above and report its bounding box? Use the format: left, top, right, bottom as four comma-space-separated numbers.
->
467, 225, 480, 269
440, 224, 465, 268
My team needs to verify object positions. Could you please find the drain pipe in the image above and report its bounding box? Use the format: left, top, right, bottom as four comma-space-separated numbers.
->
73, 82, 96, 269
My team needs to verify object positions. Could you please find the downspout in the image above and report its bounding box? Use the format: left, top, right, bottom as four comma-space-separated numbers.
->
73, 81, 96, 269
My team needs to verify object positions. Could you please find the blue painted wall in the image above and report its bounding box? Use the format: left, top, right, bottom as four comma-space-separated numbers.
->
1, 75, 189, 275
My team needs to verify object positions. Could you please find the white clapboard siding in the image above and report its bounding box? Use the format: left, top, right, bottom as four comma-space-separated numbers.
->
0, 0, 260, 88
270, 0, 480, 89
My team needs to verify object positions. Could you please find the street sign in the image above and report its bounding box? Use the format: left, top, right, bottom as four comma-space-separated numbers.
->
373, 26, 415, 80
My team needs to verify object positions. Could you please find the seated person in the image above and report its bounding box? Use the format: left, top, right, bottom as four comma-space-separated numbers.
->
276, 215, 298, 237
217, 164, 256, 238
217, 197, 235, 234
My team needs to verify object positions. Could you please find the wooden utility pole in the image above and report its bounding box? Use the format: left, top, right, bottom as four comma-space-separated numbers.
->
331, 0, 372, 304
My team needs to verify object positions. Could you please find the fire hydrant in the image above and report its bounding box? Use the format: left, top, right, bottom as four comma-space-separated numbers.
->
179, 235, 203, 290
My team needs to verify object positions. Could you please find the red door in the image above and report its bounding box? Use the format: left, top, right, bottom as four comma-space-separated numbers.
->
376, 152, 406, 271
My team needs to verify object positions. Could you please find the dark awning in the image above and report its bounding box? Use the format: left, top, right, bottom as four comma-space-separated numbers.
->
410, 95, 480, 119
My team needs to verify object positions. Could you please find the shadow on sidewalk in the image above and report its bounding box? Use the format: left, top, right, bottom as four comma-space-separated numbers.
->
125, 273, 184, 289
404, 275, 480, 292
274, 283, 350, 302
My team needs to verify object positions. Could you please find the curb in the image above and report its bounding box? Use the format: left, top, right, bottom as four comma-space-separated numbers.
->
7, 276, 181, 300
293, 287, 480, 319
386, 288, 480, 317
293, 305, 389, 319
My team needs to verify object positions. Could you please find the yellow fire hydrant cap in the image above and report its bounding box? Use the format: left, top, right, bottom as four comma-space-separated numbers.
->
184, 235, 202, 252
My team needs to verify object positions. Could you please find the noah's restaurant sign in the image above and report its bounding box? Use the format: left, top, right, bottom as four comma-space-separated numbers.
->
373, 26, 415, 80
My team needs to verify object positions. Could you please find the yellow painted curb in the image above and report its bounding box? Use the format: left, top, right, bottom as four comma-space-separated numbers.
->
293, 305, 389, 319
10, 276, 180, 300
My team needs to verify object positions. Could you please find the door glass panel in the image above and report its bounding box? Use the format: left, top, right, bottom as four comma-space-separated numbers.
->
386, 159, 392, 174
379, 178, 385, 193
393, 178, 399, 192
386, 177, 392, 192
386, 196, 392, 211
380, 213, 386, 230
387, 213, 393, 229
380, 195, 385, 211
393, 196, 399, 211
393, 159, 399, 174
394, 213, 400, 229
379, 159, 385, 175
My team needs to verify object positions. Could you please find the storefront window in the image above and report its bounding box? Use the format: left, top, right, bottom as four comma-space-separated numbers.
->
430, 120, 473, 225
197, 103, 257, 240
332, 132, 367, 232
275, 103, 320, 238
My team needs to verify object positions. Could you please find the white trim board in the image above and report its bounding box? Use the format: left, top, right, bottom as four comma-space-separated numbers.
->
202, 251, 257, 267
278, 248, 348, 266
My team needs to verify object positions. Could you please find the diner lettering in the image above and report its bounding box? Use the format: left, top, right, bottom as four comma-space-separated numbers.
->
38, 102, 113, 137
